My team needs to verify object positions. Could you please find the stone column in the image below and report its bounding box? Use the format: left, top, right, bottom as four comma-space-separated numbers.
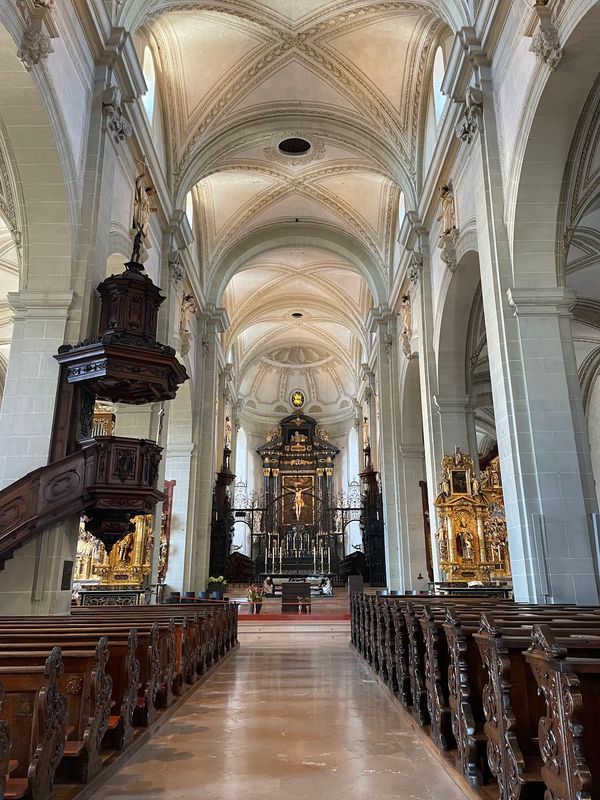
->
367, 306, 403, 590
0, 290, 73, 488
163, 443, 194, 593
472, 70, 600, 604
187, 308, 228, 591
0, 517, 80, 615
398, 444, 429, 592
411, 249, 444, 582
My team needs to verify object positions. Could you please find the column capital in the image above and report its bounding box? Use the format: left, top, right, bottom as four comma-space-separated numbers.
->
7, 290, 74, 320
433, 394, 473, 414
165, 443, 195, 459
199, 305, 230, 333
366, 305, 396, 334
399, 444, 425, 459
507, 287, 576, 317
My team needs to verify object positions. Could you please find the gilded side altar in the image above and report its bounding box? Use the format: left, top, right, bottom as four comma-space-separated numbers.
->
75, 514, 153, 588
434, 450, 510, 583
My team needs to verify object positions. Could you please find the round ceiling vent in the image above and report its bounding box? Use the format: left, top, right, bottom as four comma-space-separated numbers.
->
291, 311, 303, 318
278, 137, 311, 155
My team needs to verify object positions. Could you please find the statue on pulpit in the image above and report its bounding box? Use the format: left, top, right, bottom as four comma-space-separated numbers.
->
117, 531, 134, 563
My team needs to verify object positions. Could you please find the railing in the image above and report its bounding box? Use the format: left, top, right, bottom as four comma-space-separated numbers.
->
0, 436, 163, 565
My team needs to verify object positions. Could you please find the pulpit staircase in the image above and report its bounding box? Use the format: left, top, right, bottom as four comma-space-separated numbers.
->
0, 436, 163, 572
0, 252, 187, 576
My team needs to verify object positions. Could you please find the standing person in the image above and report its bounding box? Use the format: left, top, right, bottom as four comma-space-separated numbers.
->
263, 575, 275, 596
322, 576, 333, 596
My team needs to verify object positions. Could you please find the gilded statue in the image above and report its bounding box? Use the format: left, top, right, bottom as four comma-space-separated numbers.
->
117, 531, 134, 563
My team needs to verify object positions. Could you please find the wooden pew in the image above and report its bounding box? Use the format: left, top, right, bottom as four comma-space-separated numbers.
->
351, 593, 600, 800
0, 648, 67, 800
525, 624, 600, 800
0, 625, 160, 730
474, 613, 600, 800
0, 640, 111, 785
0, 602, 237, 800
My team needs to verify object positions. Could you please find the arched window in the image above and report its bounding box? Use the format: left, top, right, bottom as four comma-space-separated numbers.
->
186, 191, 194, 230
398, 191, 406, 229
142, 47, 156, 122
432, 46, 446, 123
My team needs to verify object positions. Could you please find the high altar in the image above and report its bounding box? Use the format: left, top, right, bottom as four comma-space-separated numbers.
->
434, 449, 511, 584
256, 412, 340, 574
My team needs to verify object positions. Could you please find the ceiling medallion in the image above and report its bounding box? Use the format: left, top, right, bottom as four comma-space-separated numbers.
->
265, 132, 325, 167
290, 390, 305, 409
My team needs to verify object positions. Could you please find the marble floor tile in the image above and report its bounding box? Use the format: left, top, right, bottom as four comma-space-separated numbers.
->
89, 640, 470, 800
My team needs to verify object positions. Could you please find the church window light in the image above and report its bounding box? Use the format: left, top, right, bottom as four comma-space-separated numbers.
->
398, 190, 406, 229
432, 46, 446, 123
186, 191, 194, 229
142, 46, 156, 122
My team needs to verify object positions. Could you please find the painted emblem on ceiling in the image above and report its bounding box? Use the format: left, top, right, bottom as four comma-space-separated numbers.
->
290, 390, 305, 409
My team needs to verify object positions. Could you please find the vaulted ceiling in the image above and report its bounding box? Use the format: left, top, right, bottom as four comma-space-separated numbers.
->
136, 1, 452, 433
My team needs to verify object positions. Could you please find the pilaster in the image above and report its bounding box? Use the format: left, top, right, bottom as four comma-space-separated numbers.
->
188, 307, 229, 590
367, 305, 403, 590
0, 290, 73, 488
472, 70, 599, 604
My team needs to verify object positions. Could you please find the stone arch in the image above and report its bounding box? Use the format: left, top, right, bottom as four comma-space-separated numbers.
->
119, 0, 472, 42
225, 296, 369, 364
174, 112, 415, 209
435, 249, 481, 399
510, 1, 600, 285
208, 222, 386, 307
0, 18, 74, 291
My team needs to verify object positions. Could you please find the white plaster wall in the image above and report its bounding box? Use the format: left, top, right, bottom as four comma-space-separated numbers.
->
46, 29, 91, 179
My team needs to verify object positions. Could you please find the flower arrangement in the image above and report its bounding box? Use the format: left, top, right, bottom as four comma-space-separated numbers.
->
247, 585, 264, 602
207, 575, 227, 592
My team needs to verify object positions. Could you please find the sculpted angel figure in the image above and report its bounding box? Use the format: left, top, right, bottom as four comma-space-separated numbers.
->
131, 172, 157, 263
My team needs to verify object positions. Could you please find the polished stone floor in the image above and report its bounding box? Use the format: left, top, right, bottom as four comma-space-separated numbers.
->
90, 638, 470, 800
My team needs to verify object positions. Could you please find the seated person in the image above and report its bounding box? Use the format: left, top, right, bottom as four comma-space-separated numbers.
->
263, 575, 275, 596
321, 576, 333, 596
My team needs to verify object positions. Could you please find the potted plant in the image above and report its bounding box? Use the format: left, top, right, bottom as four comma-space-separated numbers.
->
207, 575, 227, 599
297, 596, 311, 614
247, 584, 264, 614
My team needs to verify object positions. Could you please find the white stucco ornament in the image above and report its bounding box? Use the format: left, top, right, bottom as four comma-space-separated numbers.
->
454, 87, 484, 144
102, 87, 132, 143
530, 3, 562, 70
16, 0, 57, 71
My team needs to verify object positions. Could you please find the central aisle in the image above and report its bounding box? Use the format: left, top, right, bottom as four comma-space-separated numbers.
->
90, 638, 470, 800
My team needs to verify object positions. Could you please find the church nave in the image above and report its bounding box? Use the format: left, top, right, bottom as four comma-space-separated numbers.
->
87, 638, 469, 800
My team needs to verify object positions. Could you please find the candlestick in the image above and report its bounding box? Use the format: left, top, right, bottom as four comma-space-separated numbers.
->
327, 548, 330, 573
264, 547, 267, 572
313, 546, 316, 573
